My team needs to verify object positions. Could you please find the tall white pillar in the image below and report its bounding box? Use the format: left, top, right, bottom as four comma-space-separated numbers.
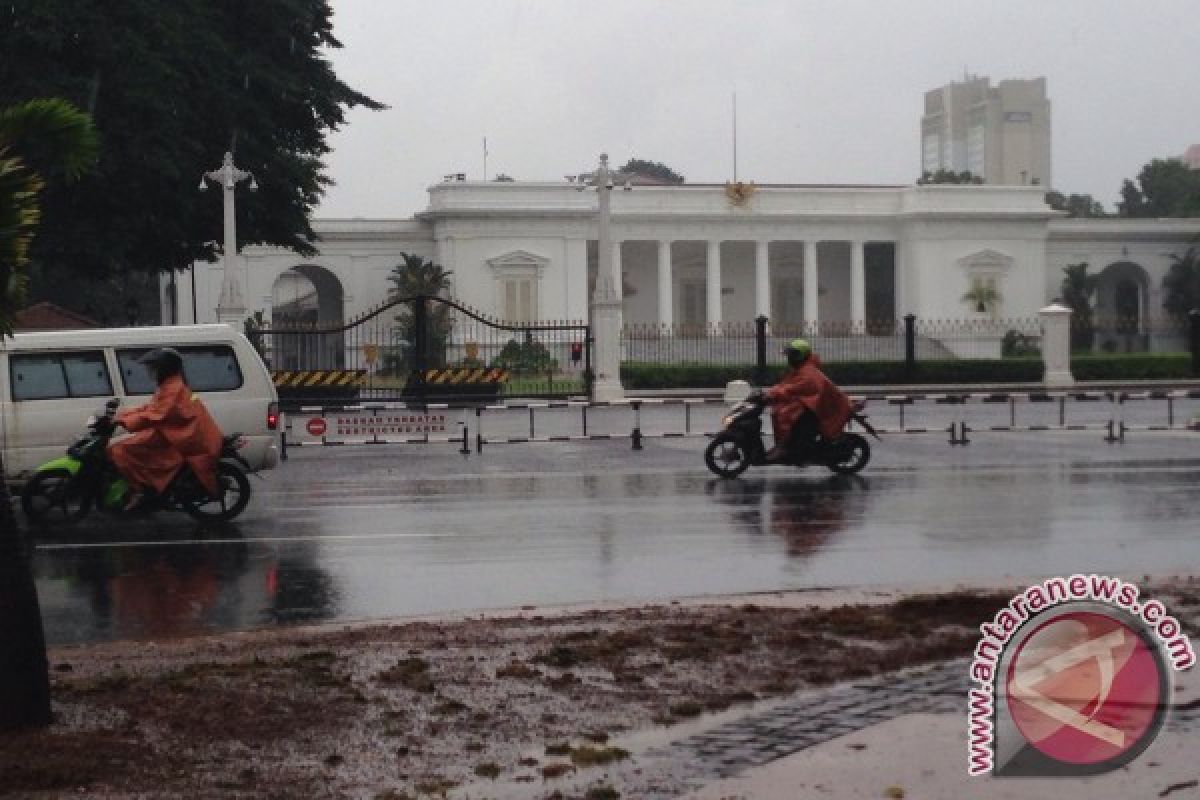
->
590, 154, 624, 402
612, 240, 624, 304
754, 240, 771, 319
706, 240, 722, 328
657, 240, 673, 326
851, 240, 866, 327
803, 239, 819, 327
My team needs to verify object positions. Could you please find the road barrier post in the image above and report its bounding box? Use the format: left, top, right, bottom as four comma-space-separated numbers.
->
631, 401, 643, 451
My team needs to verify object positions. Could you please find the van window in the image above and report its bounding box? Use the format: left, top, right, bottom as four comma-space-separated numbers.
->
117, 346, 244, 394
10, 351, 113, 401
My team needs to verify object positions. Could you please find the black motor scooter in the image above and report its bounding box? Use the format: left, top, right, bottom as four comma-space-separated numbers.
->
704, 391, 880, 479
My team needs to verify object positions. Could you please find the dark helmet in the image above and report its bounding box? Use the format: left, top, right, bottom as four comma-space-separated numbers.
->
138, 347, 183, 382
783, 338, 812, 367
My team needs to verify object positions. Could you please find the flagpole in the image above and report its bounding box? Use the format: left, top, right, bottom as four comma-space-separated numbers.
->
732, 92, 738, 182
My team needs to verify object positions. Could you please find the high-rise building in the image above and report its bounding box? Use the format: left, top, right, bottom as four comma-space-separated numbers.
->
1182, 144, 1200, 170
921, 76, 1052, 186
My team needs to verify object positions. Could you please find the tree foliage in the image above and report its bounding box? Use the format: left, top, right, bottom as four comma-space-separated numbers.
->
0, 99, 99, 332
386, 253, 454, 373
917, 169, 983, 185
1060, 262, 1097, 351
619, 158, 684, 185
1045, 191, 1106, 218
0, 1, 383, 290
1162, 246, 1200, 318
1117, 158, 1200, 218
0, 97, 97, 733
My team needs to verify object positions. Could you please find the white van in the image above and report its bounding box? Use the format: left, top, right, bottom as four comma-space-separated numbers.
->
1, 325, 280, 481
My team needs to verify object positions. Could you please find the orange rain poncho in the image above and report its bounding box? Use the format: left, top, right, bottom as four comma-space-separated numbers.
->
764, 355, 853, 445
109, 375, 223, 497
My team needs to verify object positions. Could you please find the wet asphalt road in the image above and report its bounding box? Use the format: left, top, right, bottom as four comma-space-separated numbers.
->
30, 420, 1200, 646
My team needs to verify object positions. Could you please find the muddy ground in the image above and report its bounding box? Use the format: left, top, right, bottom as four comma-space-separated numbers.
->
4, 583, 1198, 799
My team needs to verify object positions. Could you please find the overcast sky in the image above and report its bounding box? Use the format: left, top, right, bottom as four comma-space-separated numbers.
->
316, 0, 1200, 218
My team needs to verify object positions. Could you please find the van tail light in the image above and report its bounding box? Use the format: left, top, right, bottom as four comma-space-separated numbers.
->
267, 402, 280, 431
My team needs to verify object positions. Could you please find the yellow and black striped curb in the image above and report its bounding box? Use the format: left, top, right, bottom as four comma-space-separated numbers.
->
272, 369, 368, 388
422, 368, 509, 385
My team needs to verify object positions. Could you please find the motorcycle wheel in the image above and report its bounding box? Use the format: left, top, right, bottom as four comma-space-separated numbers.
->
828, 433, 870, 475
183, 462, 251, 522
21, 469, 90, 523
704, 435, 754, 479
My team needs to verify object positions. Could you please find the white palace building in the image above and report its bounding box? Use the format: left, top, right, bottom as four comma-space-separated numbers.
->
170, 177, 1199, 347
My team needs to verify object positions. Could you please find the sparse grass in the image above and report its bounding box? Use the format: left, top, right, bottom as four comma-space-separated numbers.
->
496, 660, 540, 679
569, 745, 630, 767
378, 657, 436, 693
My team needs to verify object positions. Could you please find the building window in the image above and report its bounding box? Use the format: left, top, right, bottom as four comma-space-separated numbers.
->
501, 276, 538, 323
487, 250, 550, 324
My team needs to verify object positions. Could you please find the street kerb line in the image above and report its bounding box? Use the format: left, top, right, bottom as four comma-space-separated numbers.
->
35, 531, 459, 551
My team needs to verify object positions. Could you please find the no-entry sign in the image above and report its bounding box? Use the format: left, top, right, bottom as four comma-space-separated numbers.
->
306, 417, 327, 437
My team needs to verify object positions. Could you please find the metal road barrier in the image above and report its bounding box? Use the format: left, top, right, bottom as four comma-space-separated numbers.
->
278, 388, 1200, 459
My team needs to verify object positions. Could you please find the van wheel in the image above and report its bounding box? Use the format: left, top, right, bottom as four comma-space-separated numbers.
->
22, 469, 90, 523
184, 462, 251, 522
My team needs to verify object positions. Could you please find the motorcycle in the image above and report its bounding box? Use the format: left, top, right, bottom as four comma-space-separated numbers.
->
704, 391, 880, 479
21, 398, 254, 524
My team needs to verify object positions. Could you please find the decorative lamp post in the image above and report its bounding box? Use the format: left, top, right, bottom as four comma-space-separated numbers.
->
577, 153, 632, 402
199, 152, 257, 325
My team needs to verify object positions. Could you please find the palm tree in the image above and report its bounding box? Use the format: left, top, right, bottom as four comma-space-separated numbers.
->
0, 98, 97, 731
386, 253, 454, 373
1061, 262, 1097, 351
961, 282, 1002, 316
1162, 246, 1200, 319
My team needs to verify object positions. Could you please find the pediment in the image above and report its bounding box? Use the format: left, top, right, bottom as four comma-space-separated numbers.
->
486, 250, 550, 270
957, 249, 1013, 271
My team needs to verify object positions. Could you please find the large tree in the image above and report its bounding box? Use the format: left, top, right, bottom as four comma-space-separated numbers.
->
619, 158, 685, 185
1060, 262, 1097, 351
0, 1, 383, 308
1117, 158, 1200, 218
1162, 246, 1200, 318
1045, 191, 1106, 218
0, 98, 98, 731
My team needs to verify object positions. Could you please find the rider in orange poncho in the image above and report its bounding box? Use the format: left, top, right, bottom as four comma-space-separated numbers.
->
109, 348, 223, 509
763, 338, 852, 462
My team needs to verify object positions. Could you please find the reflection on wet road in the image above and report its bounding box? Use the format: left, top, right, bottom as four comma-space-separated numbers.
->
31, 434, 1200, 645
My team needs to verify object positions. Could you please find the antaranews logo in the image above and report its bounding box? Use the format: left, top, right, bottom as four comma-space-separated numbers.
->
967, 575, 1194, 777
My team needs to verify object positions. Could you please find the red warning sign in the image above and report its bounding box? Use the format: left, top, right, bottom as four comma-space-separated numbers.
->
306, 417, 327, 436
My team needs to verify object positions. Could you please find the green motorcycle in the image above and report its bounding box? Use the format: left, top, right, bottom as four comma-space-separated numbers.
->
21, 398, 253, 524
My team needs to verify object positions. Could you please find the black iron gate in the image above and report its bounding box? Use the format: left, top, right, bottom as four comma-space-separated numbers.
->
253, 296, 591, 407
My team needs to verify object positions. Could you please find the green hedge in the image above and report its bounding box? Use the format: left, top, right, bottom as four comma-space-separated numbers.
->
1070, 354, 1193, 381
621, 354, 1196, 388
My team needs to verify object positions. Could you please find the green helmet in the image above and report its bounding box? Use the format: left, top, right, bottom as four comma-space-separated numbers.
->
784, 338, 812, 366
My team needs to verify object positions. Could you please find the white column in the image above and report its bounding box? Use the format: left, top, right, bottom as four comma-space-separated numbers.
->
851, 240, 866, 327
706, 240, 722, 328
754, 240, 770, 319
803, 239, 819, 326
657, 240, 673, 326
1040, 302, 1074, 387
590, 154, 624, 402
612, 240, 624, 304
